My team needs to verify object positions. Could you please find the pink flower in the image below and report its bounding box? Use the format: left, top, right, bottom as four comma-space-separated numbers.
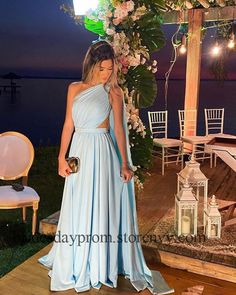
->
126, 0, 135, 12
122, 67, 129, 74
118, 56, 130, 74
113, 18, 121, 26
114, 8, 128, 19
119, 56, 129, 67
106, 28, 115, 35
106, 11, 113, 18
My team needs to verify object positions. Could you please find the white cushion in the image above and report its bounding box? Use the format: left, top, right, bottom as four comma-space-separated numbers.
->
153, 138, 183, 148
0, 135, 31, 178
0, 185, 40, 206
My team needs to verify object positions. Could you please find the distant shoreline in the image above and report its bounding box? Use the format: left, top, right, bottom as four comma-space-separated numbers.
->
1, 75, 236, 82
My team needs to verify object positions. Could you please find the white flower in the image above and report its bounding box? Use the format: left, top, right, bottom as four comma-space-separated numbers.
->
152, 68, 157, 73
131, 114, 138, 122
128, 54, 141, 66
152, 60, 157, 66
147, 66, 152, 70
126, 0, 135, 12
132, 165, 138, 171
131, 15, 138, 21
131, 4, 147, 21
106, 28, 115, 35
141, 57, 146, 64
98, 12, 106, 21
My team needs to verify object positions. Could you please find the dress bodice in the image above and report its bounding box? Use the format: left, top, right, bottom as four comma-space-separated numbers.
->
72, 83, 111, 129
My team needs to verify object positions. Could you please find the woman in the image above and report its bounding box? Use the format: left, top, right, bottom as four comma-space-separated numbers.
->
38, 40, 174, 295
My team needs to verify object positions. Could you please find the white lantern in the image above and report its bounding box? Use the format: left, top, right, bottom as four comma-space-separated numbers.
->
177, 153, 208, 228
175, 180, 198, 236
204, 195, 221, 239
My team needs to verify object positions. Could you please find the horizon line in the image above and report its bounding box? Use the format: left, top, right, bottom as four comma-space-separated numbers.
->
1, 75, 236, 82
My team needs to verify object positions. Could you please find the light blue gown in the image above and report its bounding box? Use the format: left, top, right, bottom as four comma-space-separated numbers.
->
38, 83, 174, 295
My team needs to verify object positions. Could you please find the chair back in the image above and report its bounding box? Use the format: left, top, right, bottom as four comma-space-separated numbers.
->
148, 111, 168, 138
204, 108, 224, 136
178, 109, 197, 137
0, 131, 34, 180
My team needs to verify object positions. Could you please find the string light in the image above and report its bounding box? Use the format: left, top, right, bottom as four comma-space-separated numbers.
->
212, 41, 221, 56
227, 33, 235, 49
179, 35, 187, 54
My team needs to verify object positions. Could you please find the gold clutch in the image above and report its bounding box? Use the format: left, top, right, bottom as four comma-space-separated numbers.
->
65, 157, 80, 173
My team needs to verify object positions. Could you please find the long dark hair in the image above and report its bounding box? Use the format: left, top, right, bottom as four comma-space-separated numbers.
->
82, 40, 119, 89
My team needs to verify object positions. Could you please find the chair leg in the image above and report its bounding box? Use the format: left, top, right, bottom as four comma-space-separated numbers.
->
214, 153, 217, 167
22, 207, 27, 223
176, 146, 182, 165
181, 147, 184, 170
32, 209, 37, 235
210, 152, 213, 168
202, 145, 206, 163
32, 202, 39, 235
162, 147, 165, 176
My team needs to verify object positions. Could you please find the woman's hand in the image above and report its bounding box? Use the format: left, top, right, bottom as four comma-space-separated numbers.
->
58, 158, 73, 178
120, 165, 134, 183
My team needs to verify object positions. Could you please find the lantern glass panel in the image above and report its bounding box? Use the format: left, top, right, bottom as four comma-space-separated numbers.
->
210, 224, 218, 237
181, 208, 194, 235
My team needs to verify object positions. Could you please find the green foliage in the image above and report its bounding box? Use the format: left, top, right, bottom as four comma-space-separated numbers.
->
140, 0, 167, 13
129, 127, 154, 183
124, 64, 157, 108
84, 16, 106, 36
136, 12, 166, 53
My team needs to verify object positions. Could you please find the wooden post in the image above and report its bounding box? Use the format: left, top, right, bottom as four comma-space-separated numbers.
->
184, 9, 203, 137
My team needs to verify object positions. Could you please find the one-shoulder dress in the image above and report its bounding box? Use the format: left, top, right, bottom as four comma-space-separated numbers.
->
38, 83, 174, 295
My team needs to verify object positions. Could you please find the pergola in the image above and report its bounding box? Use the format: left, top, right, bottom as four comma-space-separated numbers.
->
162, 4, 236, 136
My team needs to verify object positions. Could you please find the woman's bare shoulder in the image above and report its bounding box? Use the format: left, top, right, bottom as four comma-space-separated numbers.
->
110, 84, 123, 98
68, 81, 84, 91
68, 81, 89, 98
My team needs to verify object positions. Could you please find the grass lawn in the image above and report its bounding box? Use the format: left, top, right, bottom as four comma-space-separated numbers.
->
0, 145, 65, 278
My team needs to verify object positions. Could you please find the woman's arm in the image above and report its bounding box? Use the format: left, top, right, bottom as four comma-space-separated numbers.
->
110, 85, 129, 167
57, 83, 83, 178
58, 83, 77, 160
110, 85, 134, 182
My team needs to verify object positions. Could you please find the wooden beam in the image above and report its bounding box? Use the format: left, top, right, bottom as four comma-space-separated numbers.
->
162, 5, 236, 24
184, 9, 203, 136
157, 250, 236, 284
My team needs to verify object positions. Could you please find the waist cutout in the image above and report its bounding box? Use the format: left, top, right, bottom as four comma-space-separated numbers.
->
75, 127, 109, 133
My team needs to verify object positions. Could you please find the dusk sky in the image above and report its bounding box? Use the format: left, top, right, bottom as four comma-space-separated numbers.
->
1, 0, 236, 80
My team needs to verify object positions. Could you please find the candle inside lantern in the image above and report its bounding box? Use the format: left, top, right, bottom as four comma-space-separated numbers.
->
211, 224, 217, 237
181, 215, 191, 235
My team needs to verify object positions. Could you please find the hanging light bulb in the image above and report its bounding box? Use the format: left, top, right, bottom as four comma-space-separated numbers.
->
179, 35, 187, 55
73, 0, 99, 15
212, 41, 221, 56
227, 33, 235, 49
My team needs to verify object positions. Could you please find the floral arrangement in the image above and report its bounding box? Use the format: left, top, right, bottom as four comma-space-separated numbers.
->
61, 0, 166, 191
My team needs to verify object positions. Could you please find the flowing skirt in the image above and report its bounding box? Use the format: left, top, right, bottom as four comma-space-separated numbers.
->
38, 128, 173, 294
